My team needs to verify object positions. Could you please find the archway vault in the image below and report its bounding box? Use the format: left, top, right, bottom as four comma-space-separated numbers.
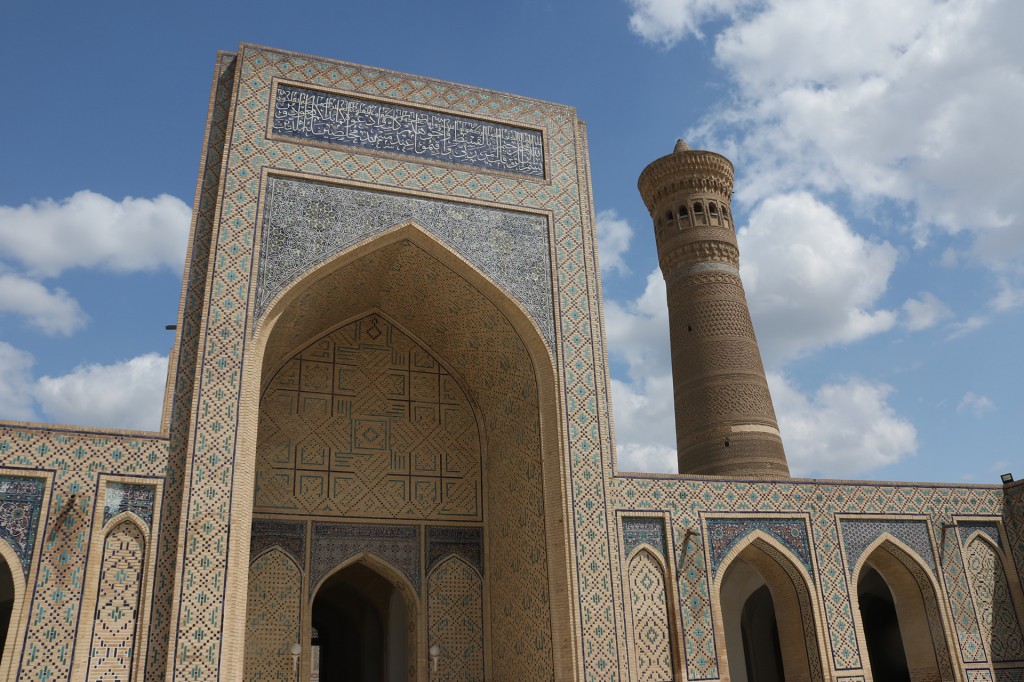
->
226, 222, 573, 681
714, 531, 825, 682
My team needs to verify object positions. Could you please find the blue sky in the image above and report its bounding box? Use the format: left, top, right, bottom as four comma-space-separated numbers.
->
1, 0, 1021, 485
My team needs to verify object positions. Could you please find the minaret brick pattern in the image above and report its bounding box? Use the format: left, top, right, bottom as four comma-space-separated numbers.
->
638, 140, 790, 478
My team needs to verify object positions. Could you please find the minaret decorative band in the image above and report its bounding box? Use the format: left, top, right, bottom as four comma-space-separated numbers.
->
638, 140, 790, 478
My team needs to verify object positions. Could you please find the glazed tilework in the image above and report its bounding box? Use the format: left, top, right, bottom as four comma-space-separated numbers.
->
961, 521, 1003, 547
272, 83, 545, 178
426, 526, 483, 574
103, 482, 156, 528
840, 518, 936, 574
613, 477, 1004, 679
249, 518, 305, 566
86, 520, 146, 681
168, 44, 581, 680
255, 176, 555, 346
309, 521, 420, 590
705, 517, 812, 577
0, 425, 167, 682
243, 549, 301, 682
622, 517, 666, 557
964, 535, 1024, 663
624, 549, 673, 681
426, 555, 485, 681
0, 476, 45, 575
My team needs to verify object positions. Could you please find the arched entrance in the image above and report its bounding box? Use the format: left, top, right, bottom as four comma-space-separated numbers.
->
854, 539, 954, 682
312, 560, 411, 682
716, 536, 824, 682
0, 555, 12, 665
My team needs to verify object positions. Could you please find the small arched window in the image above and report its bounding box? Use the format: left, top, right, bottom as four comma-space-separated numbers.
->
678, 205, 690, 227
708, 202, 720, 225
693, 202, 706, 225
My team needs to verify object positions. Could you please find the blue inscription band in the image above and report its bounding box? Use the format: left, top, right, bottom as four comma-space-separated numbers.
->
271, 83, 545, 179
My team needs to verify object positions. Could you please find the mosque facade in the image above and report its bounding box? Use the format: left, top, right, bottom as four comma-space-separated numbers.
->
0, 44, 1021, 682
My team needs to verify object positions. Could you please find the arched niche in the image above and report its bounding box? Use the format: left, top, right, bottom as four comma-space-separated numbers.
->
961, 532, 1024, 665
852, 537, 955, 682
624, 546, 675, 681
714, 534, 824, 682
0, 538, 25, 680
224, 223, 571, 681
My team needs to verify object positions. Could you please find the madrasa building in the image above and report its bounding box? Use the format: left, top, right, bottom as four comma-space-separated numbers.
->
0, 44, 1021, 682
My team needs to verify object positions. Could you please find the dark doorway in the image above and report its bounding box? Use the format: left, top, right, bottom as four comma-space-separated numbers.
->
0, 557, 12, 665
740, 585, 785, 682
859, 566, 910, 682
311, 562, 408, 682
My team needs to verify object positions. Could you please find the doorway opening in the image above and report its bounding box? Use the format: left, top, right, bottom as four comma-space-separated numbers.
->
858, 566, 910, 682
0, 556, 12, 665
311, 562, 410, 682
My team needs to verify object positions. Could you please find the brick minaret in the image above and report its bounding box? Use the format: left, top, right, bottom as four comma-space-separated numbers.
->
638, 140, 789, 478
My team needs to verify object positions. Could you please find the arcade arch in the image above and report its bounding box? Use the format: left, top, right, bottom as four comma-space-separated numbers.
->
716, 534, 824, 682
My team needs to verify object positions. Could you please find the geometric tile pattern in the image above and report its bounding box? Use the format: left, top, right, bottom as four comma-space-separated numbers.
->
706, 517, 812, 577
426, 526, 483, 574
102, 482, 156, 528
249, 518, 306, 567
965, 536, 1024, 664
625, 548, 673, 681
86, 519, 145, 682
427, 555, 485, 682
256, 177, 554, 346
0, 475, 45, 576
271, 83, 545, 179
945, 520, 987, 664
242, 549, 302, 682
841, 518, 936, 574
309, 521, 420, 591
168, 44, 579, 680
622, 517, 665, 558
255, 314, 482, 520
961, 521, 1003, 548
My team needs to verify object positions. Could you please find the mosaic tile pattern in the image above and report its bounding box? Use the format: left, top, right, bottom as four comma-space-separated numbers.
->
625, 549, 673, 681
272, 83, 545, 179
0, 475, 45, 575
426, 526, 483, 574
705, 517, 812, 577
256, 314, 482, 520
756, 539, 824, 681
841, 518, 936, 574
427, 555, 485, 682
944, 519, 987, 664
961, 521, 1003, 548
86, 519, 145, 681
249, 518, 306, 566
256, 176, 555, 346
965, 535, 1024, 663
242, 549, 302, 682
103, 482, 156, 528
622, 517, 666, 557
309, 521, 420, 591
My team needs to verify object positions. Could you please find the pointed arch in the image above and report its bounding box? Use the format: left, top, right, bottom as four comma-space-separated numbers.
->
624, 546, 675, 681
713, 530, 825, 682
853, 534, 956, 682
962, 532, 1024, 664
219, 215, 572, 680
243, 547, 302, 682
0, 537, 26, 681
427, 554, 485, 681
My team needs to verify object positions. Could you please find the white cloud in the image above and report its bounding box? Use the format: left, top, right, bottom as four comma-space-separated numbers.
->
627, 0, 755, 45
0, 272, 87, 335
739, 192, 898, 365
33, 353, 169, 431
595, 209, 634, 276
948, 315, 989, 339
957, 391, 994, 417
901, 292, 952, 332
611, 376, 677, 473
0, 191, 190, 277
0, 342, 37, 421
768, 372, 918, 477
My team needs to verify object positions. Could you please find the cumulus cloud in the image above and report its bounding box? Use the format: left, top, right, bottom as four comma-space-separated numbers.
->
767, 372, 918, 477
628, 0, 755, 45
0, 272, 87, 335
0, 191, 190, 277
957, 391, 994, 417
902, 292, 952, 332
739, 192, 898, 365
595, 210, 635, 276
0, 342, 37, 421
32, 353, 169, 430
